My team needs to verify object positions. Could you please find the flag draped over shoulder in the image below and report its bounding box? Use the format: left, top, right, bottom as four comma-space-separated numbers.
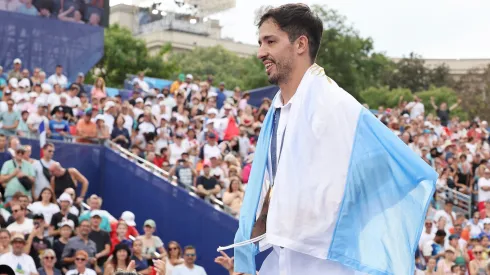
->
229, 64, 437, 275
39, 121, 46, 158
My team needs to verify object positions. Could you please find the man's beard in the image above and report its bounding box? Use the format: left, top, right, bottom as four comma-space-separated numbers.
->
268, 58, 293, 86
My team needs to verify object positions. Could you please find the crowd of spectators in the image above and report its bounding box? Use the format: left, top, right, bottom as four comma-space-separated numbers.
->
3, 59, 490, 274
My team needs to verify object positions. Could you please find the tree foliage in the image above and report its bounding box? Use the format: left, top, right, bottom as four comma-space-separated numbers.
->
86, 24, 177, 88
167, 46, 268, 91
454, 64, 490, 120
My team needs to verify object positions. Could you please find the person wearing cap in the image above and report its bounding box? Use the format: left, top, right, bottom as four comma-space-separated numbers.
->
95, 114, 110, 140
0, 98, 21, 136
436, 247, 456, 273
78, 195, 113, 232
48, 106, 69, 141
49, 193, 79, 238
104, 243, 133, 274
47, 65, 68, 89
110, 211, 139, 240
0, 145, 35, 203
102, 101, 116, 133
87, 210, 111, 267
52, 219, 74, 270
136, 219, 166, 261
75, 109, 97, 144
447, 234, 468, 266
61, 220, 97, 270
0, 233, 37, 274
51, 94, 74, 123
179, 74, 199, 97
24, 213, 52, 267
7, 59, 22, 81
195, 161, 220, 200
26, 101, 49, 140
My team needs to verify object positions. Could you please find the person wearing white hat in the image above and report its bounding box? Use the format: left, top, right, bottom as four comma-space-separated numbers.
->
7, 58, 22, 81
23, 92, 39, 114
95, 114, 110, 139
132, 72, 150, 93
478, 169, 490, 211
102, 101, 116, 133
179, 74, 199, 97
109, 211, 139, 240
50, 192, 79, 238
0, 232, 37, 274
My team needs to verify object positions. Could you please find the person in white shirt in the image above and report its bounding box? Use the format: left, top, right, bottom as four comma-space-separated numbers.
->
65, 250, 96, 275
102, 101, 116, 134
132, 72, 150, 93
478, 169, 490, 209
7, 204, 34, 235
0, 233, 37, 275
32, 143, 56, 200
47, 65, 68, 89
406, 96, 425, 119
419, 219, 436, 250
172, 246, 207, 275
433, 200, 456, 229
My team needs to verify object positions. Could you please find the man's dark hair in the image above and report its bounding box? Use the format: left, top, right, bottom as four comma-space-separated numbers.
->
257, 4, 323, 63
184, 245, 195, 252
42, 143, 54, 150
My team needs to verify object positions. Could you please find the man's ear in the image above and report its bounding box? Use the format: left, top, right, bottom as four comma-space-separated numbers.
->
296, 35, 309, 56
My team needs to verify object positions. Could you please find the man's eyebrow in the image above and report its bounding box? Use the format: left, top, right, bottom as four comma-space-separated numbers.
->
258, 35, 274, 45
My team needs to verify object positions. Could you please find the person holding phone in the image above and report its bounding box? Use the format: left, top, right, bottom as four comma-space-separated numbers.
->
25, 213, 51, 268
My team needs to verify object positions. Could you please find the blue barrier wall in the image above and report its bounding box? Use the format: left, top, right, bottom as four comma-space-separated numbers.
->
0, 10, 104, 82
248, 85, 279, 108
18, 138, 268, 274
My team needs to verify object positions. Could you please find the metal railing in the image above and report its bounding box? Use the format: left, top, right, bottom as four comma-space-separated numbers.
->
106, 141, 237, 217
435, 183, 472, 217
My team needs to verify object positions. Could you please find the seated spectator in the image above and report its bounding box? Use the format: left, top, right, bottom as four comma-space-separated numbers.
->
1, 146, 35, 202
63, 188, 81, 216
469, 245, 487, 274
167, 241, 184, 266
196, 162, 220, 199
52, 220, 74, 273
7, 203, 33, 235
222, 178, 244, 216
0, 98, 20, 136
6, 192, 32, 225
91, 77, 107, 100
172, 246, 207, 275
38, 249, 62, 275
137, 219, 166, 260
28, 187, 60, 225
0, 229, 10, 256
48, 107, 69, 141
131, 239, 150, 274
48, 162, 87, 200
0, 233, 37, 273
76, 110, 97, 144
65, 250, 96, 275
111, 114, 131, 149
110, 221, 133, 254
110, 211, 139, 240
95, 115, 110, 140
61, 220, 97, 269
168, 158, 195, 188
79, 195, 113, 232
88, 210, 111, 269
103, 243, 131, 275
49, 193, 79, 238
25, 213, 51, 268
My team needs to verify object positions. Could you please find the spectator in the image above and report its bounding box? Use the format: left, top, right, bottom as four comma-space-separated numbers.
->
478, 169, 490, 211
469, 245, 487, 274
63, 188, 81, 216
51, 94, 74, 123
102, 101, 116, 133
433, 200, 456, 229
422, 229, 446, 262
222, 178, 244, 216
109, 211, 139, 240
6, 203, 33, 235
49, 193, 79, 238
195, 162, 220, 200
168, 158, 195, 188
172, 246, 206, 275
136, 219, 165, 260
0, 134, 12, 189
27, 187, 59, 225
47, 65, 68, 89
0, 233, 37, 274
132, 72, 149, 94
95, 115, 110, 140
1, 146, 35, 202
91, 77, 107, 100
79, 194, 113, 232
48, 107, 69, 141
71, 73, 86, 95
61, 220, 97, 269
131, 239, 150, 274
52, 220, 74, 273
32, 143, 56, 200
48, 162, 88, 200
0, 229, 10, 255
65, 250, 96, 275
436, 247, 456, 274
7, 59, 22, 81
38, 249, 62, 275
88, 210, 111, 268
110, 221, 132, 254
111, 114, 131, 149
103, 243, 131, 275
26, 103, 49, 138
0, 98, 20, 136
76, 110, 97, 143
25, 213, 51, 268
167, 241, 184, 266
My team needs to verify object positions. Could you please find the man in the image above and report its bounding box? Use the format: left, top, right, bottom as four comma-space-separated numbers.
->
0, 233, 37, 275
7, 59, 22, 81
196, 162, 220, 200
226, 4, 437, 275
434, 200, 456, 229
6, 203, 33, 235
47, 65, 68, 89
478, 168, 490, 211
0, 146, 35, 202
76, 110, 97, 144
32, 143, 56, 200
88, 211, 111, 268
422, 230, 447, 263
49, 162, 88, 200
172, 246, 207, 275
48, 107, 69, 141
0, 99, 20, 136
61, 220, 97, 269
49, 193, 79, 238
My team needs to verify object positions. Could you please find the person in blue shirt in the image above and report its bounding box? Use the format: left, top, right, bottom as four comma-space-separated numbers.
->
49, 107, 70, 141
216, 82, 227, 109
17, 0, 39, 16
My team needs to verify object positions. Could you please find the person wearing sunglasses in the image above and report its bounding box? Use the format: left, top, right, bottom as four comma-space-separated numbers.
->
38, 249, 61, 275
65, 250, 96, 275
0, 233, 37, 275
469, 245, 487, 275
172, 246, 206, 275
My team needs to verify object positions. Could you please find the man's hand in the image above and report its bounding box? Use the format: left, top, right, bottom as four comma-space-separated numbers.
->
154, 259, 166, 275
76, 197, 84, 204
17, 171, 25, 178
215, 251, 234, 272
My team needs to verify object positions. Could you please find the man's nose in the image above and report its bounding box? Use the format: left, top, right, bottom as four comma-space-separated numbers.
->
257, 45, 267, 60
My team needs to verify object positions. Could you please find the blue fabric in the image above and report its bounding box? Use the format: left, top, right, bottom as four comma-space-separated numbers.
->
234, 100, 276, 274
0, 10, 104, 82
327, 108, 437, 275
270, 109, 281, 182
48, 120, 70, 140
106, 87, 120, 97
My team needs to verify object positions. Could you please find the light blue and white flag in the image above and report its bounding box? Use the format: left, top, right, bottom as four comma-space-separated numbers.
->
218, 64, 437, 275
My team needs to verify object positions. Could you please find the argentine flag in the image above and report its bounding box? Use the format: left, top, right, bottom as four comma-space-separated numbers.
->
219, 64, 438, 275
39, 121, 46, 157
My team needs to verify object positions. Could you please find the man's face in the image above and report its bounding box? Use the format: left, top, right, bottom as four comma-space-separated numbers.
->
91, 216, 101, 228
7, 100, 14, 111
184, 249, 196, 265
12, 239, 25, 255
0, 136, 5, 148
43, 145, 54, 160
18, 196, 29, 208
79, 221, 91, 236
56, 66, 62, 75
12, 205, 24, 220
257, 19, 295, 85
22, 69, 29, 78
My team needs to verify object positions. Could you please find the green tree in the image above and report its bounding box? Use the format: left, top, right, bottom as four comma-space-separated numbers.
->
312, 5, 394, 99
454, 64, 490, 120
167, 46, 268, 91
86, 24, 177, 88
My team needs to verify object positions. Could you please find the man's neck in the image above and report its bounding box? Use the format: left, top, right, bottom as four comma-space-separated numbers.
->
42, 156, 50, 162
278, 62, 311, 104
91, 226, 99, 232
185, 263, 194, 269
